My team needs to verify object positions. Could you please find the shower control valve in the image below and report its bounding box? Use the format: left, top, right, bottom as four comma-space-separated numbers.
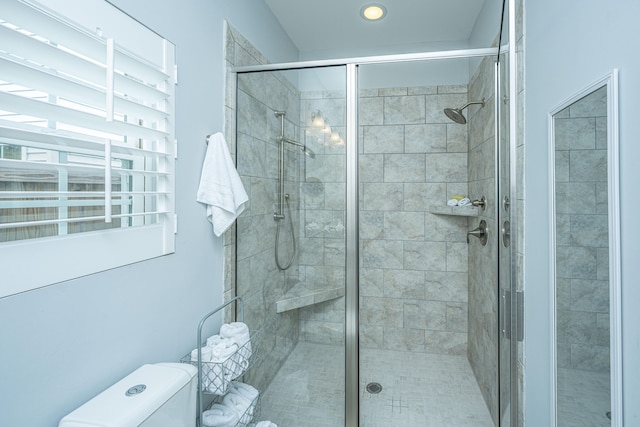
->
471, 196, 487, 210
467, 220, 488, 246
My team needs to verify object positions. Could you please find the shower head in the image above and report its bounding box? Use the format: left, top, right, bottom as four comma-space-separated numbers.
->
443, 98, 485, 124
444, 107, 468, 124
302, 146, 316, 159
278, 136, 316, 159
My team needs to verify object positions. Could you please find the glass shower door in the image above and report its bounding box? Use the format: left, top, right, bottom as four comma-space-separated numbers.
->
231, 50, 513, 427
234, 65, 347, 427
357, 58, 498, 426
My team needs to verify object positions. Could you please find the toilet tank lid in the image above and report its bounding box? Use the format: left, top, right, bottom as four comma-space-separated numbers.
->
59, 363, 197, 427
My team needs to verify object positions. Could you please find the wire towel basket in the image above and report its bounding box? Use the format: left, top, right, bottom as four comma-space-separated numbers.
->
181, 330, 260, 395
181, 297, 262, 427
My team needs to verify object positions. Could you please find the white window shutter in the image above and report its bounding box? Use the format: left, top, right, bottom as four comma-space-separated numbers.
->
0, 0, 176, 296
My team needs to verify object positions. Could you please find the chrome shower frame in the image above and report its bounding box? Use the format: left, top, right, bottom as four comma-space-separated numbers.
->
232, 42, 517, 427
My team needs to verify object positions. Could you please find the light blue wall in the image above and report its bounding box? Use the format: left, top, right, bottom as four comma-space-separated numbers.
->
0, 2, 296, 426
524, 0, 640, 424
468, 0, 503, 76
469, 0, 503, 48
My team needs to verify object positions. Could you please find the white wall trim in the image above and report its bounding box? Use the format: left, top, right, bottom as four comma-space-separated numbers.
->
547, 69, 622, 427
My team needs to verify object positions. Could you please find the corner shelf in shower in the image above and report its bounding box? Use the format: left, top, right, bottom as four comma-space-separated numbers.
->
429, 205, 479, 217
276, 282, 345, 313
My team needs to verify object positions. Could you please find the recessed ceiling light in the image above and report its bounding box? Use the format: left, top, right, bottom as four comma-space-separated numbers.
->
361, 4, 386, 21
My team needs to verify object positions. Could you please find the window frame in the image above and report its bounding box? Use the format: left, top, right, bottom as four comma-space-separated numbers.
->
0, 0, 176, 297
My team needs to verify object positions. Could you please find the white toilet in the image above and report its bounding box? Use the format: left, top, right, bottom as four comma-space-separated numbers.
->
59, 362, 198, 427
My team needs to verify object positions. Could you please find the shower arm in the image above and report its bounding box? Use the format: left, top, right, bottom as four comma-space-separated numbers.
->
458, 99, 485, 111
274, 110, 315, 220
278, 135, 304, 148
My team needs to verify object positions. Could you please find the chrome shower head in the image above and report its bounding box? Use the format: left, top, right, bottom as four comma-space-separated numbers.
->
302, 146, 316, 159
278, 135, 316, 159
443, 98, 485, 124
444, 107, 467, 124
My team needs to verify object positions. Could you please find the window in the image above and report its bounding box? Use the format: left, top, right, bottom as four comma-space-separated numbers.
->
0, 0, 176, 297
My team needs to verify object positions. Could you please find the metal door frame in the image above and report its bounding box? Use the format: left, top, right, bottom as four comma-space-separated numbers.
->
232, 43, 517, 427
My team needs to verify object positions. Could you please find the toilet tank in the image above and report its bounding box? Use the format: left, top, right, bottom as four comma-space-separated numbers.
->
59, 362, 198, 427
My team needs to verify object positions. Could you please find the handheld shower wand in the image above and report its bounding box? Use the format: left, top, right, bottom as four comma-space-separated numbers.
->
273, 110, 315, 270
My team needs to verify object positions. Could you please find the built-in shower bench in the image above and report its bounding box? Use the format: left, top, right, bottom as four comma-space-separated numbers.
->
276, 282, 344, 313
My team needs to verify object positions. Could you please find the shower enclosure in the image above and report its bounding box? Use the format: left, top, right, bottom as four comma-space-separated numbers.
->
225, 8, 517, 425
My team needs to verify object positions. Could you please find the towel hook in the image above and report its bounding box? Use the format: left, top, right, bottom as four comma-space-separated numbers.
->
205, 134, 212, 145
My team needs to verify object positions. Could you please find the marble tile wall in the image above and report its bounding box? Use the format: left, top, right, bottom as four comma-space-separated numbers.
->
467, 54, 499, 423
555, 86, 610, 373
356, 85, 471, 356
224, 23, 301, 392
296, 85, 473, 355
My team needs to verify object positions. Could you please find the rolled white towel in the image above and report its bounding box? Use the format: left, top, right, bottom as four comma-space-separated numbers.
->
201, 404, 239, 427
191, 343, 234, 395
191, 346, 213, 391
219, 322, 252, 372
206, 339, 239, 393
222, 392, 253, 424
191, 346, 213, 362
204, 362, 229, 395
458, 197, 472, 206
206, 334, 224, 347
219, 322, 251, 347
227, 381, 259, 402
447, 198, 458, 206
255, 422, 278, 427
210, 339, 238, 363
226, 382, 259, 420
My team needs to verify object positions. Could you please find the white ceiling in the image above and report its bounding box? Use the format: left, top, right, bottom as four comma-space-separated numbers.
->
264, 0, 488, 55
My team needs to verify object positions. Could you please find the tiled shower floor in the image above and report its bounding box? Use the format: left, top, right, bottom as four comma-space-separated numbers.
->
259, 342, 493, 426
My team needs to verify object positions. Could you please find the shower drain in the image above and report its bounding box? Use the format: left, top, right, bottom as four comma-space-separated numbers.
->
365, 382, 382, 394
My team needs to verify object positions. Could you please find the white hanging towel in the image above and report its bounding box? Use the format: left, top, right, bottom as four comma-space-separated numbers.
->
197, 132, 248, 236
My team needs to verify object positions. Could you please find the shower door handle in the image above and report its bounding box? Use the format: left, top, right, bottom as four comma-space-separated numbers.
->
467, 220, 488, 246
501, 289, 524, 342
501, 288, 511, 339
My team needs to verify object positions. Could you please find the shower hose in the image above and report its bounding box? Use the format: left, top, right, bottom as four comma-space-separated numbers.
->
275, 193, 296, 270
